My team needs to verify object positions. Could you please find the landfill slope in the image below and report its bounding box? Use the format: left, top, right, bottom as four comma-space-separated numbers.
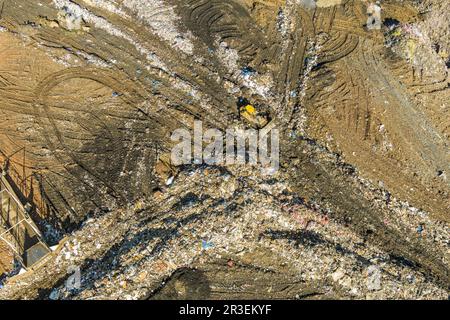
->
0, 0, 449, 299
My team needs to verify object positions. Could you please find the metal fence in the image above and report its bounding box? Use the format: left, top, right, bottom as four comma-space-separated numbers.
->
0, 147, 50, 219
0, 147, 51, 269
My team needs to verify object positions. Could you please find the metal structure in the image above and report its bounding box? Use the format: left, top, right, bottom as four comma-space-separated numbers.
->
0, 148, 51, 270
0, 147, 49, 219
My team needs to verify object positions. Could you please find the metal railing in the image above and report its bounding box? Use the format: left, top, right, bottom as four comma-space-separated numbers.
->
0, 147, 52, 269
0, 147, 49, 219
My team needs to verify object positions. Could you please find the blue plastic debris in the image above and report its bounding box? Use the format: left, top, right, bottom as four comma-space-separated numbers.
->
237, 97, 251, 108
241, 66, 256, 77
417, 225, 424, 234
289, 130, 299, 139
202, 240, 214, 250
304, 56, 312, 68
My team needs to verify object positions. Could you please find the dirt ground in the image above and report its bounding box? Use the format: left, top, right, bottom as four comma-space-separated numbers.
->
0, 237, 13, 275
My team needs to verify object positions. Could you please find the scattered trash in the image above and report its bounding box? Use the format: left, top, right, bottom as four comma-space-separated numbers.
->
0, 0, 447, 301
49, 288, 60, 300
201, 240, 214, 250
383, 18, 400, 29
320, 215, 329, 225
166, 176, 174, 186
151, 80, 161, 92
366, 265, 381, 291
332, 269, 345, 282
66, 265, 81, 290
57, 6, 84, 31
289, 130, 299, 139
237, 97, 250, 108
417, 224, 424, 235
406, 274, 415, 284
366, 1, 382, 30
241, 66, 256, 78
291, 211, 304, 224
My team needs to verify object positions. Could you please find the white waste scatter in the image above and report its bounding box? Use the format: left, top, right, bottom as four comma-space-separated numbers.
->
215, 39, 274, 99
49, 289, 60, 300
367, 2, 382, 30
122, 0, 194, 55
83, 0, 127, 17
215, 41, 240, 72
59, 8, 83, 30
52, 0, 168, 70
366, 265, 382, 291
332, 269, 345, 282
65, 251, 71, 260
297, 0, 317, 10
166, 176, 174, 186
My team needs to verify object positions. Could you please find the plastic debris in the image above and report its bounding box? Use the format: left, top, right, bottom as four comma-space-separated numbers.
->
241, 66, 256, 78
366, 265, 382, 291
417, 224, 424, 234
367, 1, 382, 30
166, 176, 174, 186
201, 240, 214, 250
49, 289, 60, 300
